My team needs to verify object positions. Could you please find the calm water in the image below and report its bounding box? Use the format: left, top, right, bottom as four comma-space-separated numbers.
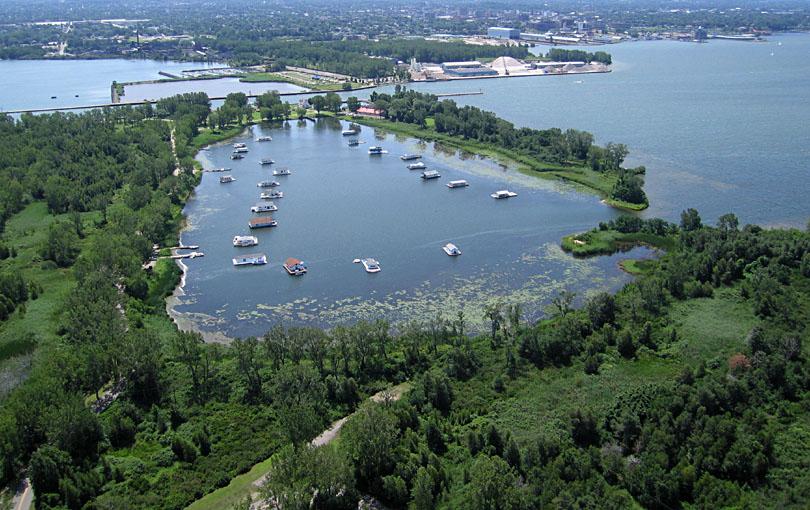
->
173, 120, 642, 337
0, 59, 222, 111
123, 77, 306, 102
395, 34, 810, 227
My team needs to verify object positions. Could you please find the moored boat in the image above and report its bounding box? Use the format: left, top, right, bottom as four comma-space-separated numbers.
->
407, 162, 427, 170
233, 143, 247, 149
255, 136, 272, 142
283, 258, 308, 276
233, 235, 258, 247
421, 170, 441, 180
260, 190, 284, 199
400, 154, 422, 161
447, 180, 469, 188
368, 146, 385, 155
491, 190, 518, 199
232, 253, 267, 266
260, 158, 275, 165
348, 139, 360, 146
233, 147, 249, 153
219, 175, 235, 183
442, 243, 462, 256
251, 203, 278, 213
342, 127, 359, 136
248, 217, 278, 229
361, 258, 381, 273
272, 167, 291, 176
230, 153, 245, 160
257, 180, 281, 188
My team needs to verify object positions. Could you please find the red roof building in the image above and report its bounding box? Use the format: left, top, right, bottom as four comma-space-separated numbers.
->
356, 106, 384, 117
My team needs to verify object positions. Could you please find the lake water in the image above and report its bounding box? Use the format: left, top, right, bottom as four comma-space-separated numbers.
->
122, 77, 306, 103
394, 33, 810, 228
0, 59, 223, 111
172, 120, 643, 337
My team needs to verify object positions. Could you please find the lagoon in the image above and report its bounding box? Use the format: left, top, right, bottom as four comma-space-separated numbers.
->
172, 120, 642, 337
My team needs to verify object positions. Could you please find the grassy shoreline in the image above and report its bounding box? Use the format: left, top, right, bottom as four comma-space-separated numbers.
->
345, 116, 648, 211
561, 229, 675, 257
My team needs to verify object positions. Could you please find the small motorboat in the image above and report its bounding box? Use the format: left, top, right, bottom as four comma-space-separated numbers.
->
260, 158, 275, 165
272, 167, 291, 176
401, 154, 422, 161
257, 180, 281, 188
233, 235, 258, 247
219, 175, 235, 183
361, 258, 381, 273
233, 143, 247, 149
491, 190, 518, 199
407, 162, 427, 170
283, 258, 308, 276
342, 127, 359, 136
230, 153, 245, 160
348, 139, 361, 146
256, 136, 272, 142
421, 170, 441, 180
442, 243, 462, 256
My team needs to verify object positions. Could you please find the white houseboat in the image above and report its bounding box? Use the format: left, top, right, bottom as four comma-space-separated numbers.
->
368, 146, 385, 155
233, 235, 259, 247
260, 190, 284, 199
219, 175, 235, 183
361, 258, 381, 273
272, 167, 291, 176
251, 203, 278, 213
255, 136, 272, 142
232, 253, 267, 266
400, 154, 422, 161
407, 162, 427, 170
260, 158, 275, 165
421, 170, 441, 180
447, 180, 469, 188
257, 180, 280, 188
442, 243, 462, 256
491, 190, 518, 199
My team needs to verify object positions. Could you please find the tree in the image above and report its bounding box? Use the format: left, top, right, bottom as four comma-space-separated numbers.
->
410, 467, 434, 510
346, 96, 361, 113
680, 208, 702, 231
308, 95, 326, 115
463, 455, 524, 510
586, 292, 615, 330
483, 301, 504, 348
342, 403, 399, 487
233, 336, 264, 402
39, 220, 80, 267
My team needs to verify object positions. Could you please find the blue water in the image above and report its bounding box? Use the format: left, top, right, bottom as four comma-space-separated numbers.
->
0, 59, 222, 111
393, 34, 810, 227
174, 120, 641, 336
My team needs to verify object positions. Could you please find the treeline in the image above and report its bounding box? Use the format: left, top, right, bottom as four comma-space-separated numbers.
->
327, 39, 530, 64
546, 48, 612, 65
249, 211, 810, 509
369, 88, 647, 206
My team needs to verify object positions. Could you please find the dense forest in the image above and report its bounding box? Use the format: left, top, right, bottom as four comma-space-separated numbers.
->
367, 88, 648, 207
0, 92, 808, 510
546, 48, 612, 65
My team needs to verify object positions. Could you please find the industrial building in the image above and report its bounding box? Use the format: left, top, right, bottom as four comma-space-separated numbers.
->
441, 61, 499, 77
487, 27, 520, 40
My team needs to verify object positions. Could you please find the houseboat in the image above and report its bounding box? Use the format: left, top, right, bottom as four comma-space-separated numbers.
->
209, 167, 230, 173
233, 143, 247, 149
251, 203, 278, 213
260, 190, 284, 199
491, 190, 518, 199
447, 180, 469, 188
233, 235, 258, 247
442, 243, 462, 256
342, 127, 359, 136
260, 158, 275, 165
219, 175, 235, 183
232, 253, 267, 266
283, 258, 308, 276
248, 217, 278, 229
233, 147, 249, 153
368, 146, 385, 155
272, 167, 291, 176
407, 162, 427, 170
255, 136, 272, 142
400, 154, 422, 161
230, 153, 245, 160
361, 258, 381, 273
348, 139, 360, 147
421, 170, 441, 180
257, 180, 281, 188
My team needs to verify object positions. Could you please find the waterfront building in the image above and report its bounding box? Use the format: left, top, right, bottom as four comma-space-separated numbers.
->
441, 61, 499, 77
487, 27, 520, 40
